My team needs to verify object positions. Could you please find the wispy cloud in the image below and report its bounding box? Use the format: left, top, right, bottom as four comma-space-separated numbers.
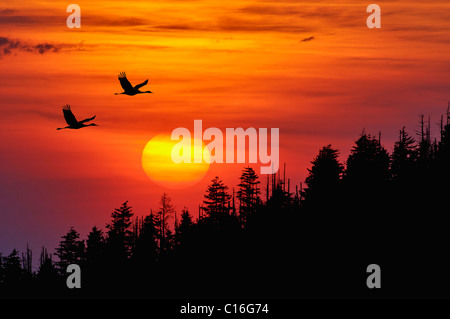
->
300, 36, 315, 42
238, 5, 301, 16
0, 8, 16, 15
217, 16, 311, 33
0, 36, 59, 56
0, 36, 90, 57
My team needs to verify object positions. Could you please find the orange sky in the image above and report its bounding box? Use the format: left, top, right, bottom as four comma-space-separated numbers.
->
1, 0, 450, 256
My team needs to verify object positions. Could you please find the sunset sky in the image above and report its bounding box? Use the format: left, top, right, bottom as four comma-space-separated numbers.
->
1, 0, 450, 259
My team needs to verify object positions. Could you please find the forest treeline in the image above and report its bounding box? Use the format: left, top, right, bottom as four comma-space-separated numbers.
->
1, 110, 450, 298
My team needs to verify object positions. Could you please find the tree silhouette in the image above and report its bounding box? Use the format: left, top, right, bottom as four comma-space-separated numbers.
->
236, 167, 261, 226
437, 119, 450, 172
84, 226, 106, 288
304, 144, 343, 206
36, 247, 59, 291
86, 226, 105, 266
133, 212, 159, 267
2, 109, 450, 298
55, 227, 85, 275
105, 201, 134, 262
1, 249, 23, 288
391, 127, 417, 180
21, 244, 33, 282
345, 132, 390, 185
203, 176, 232, 222
175, 208, 194, 247
417, 114, 433, 163
157, 193, 175, 254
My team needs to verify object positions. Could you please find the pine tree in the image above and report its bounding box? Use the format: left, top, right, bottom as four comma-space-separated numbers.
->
21, 243, 32, 278
346, 132, 390, 185
391, 127, 417, 179
36, 247, 58, 286
19, 244, 33, 286
106, 201, 134, 261
2, 249, 23, 287
203, 176, 232, 221
158, 193, 175, 254
55, 227, 85, 274
438, 113, 450, 162
133, 212, 159, 266
39, 247, 51, 269
304, 145, 343, 203
86, 226, 105, 266
175, 208, 194, 247
436, 112, 450, 182
236, 167, 261, 225
416, 114, 432, 162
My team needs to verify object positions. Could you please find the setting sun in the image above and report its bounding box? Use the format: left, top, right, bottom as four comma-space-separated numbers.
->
142, 134, 210, 189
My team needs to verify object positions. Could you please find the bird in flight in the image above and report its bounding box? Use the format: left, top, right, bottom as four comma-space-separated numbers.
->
115, 72, 153, 96
56, 105, 98, 130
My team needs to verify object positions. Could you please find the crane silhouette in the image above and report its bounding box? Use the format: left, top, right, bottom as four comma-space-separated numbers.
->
56, 105, 98, 130
115, 72, 153, 96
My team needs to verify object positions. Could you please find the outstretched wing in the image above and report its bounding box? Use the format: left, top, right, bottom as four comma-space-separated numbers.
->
62, 104, 78, 126
79, 115, 96, 124
118, 72, 134, 92
134, 79, 148, 90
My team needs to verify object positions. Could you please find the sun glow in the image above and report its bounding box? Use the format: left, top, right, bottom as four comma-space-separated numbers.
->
142, 134, 210, 189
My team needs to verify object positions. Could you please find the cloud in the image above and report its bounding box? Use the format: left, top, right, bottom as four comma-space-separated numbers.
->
300, 36, 315, 42
0, 15, 44, 24
33, 43, 59, 54
0, 12, 150, 27
0, 36, 59, 57
82, 15, 150, 27
0, 9, 16, 15
217, 16, 311, 33
238, 5, 300, 16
